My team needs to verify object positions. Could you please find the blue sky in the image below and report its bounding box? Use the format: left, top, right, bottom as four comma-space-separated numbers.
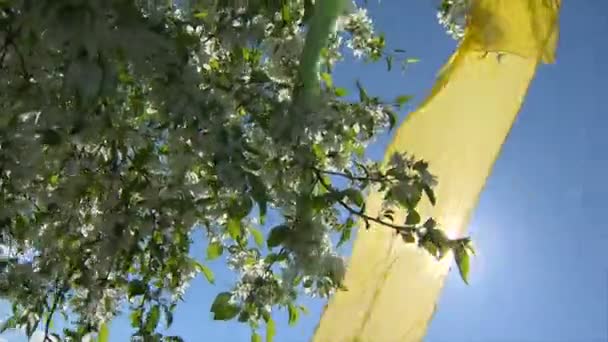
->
3, 1, 608, 341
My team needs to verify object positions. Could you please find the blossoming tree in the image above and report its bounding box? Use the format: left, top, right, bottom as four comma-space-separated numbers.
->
0, 0, 471, 340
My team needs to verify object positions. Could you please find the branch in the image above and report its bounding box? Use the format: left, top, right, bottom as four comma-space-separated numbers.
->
314, 168, 395, 184
44, 283, 64, 342
313, 170, 414, 234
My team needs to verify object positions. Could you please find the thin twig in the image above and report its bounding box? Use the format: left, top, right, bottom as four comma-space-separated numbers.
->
313, 170, 414, 234
314, 168, 394, 184
44, 283, 63, 342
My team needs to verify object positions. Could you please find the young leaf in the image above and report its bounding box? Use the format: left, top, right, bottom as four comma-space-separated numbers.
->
97, 323, 109, 342
267, 225, 290, 248
287, 303, 299, 326
251, 332, 262, 342
206, 242, 224, 260
423, 185, 437, 205
194, 11, 208, 19
145, 305, 161, 334
423, 218, 437, 229
385, 55, 393, 71
334, 87, 348, 97
298, 305, 309, 315
229, 197, 254, 220
405, 210, 421, 225
227, 218, 242, 240
194, 262, 215, 284
128, 280, 147, 298
384, 107, 398, 129
355, 80, 368, 102
265, 315, 276, 342
337, 225, 352, 248
164, 305, 174, 328
454, 246, 470, 284
401, 232, 416, 243
211, 293, 240, 321
130, 309, 142, 328
321, 72, 333, 88
395, 95, 413, 107
343, 189, 364, 207
248, 173, 268, 224
250, 228, 265, 248
281, 3, 291, 23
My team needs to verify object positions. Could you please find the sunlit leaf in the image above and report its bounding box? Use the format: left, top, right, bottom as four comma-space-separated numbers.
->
194, 262, 215, 284
250, 228, 265, 248
287, 303, 299, 326
211, 293, 240, 321
207, 242, 224, 261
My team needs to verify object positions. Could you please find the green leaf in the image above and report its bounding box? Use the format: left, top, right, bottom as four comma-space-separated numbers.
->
250, 228, 265, 248
464, 239, 476, 256
130, 309, 142, 328
229, 196, 254, 220
389, 184, 421, 209
385, 107, 398, 129
211, 292, 240, 321
422, 240, 438, 258
287, 303, 299, 326
38, 129, 62, 146
321, 72, 333, 88
423, 218, 437, 229
49, 174, 60, 186
206, 242, 223, 260
298, 305, 309, 315
334, 87, 348, 97
281, 3, 291, 23
395, 95, 413, 107
0, 316, 17, 333
248, 173, 268, 224
423, 185, 436, 205
343, 189, 364, 207
265, 252, 288, 265
406, 58, 420, 64
356, 80, 368, 102
267, 225, 289, 248
194, 262, 215, 284
251, 332, 262, 342
194, 11, 208, 19
265, 315, 276, 342
454, 246, 470, 284
163, 305, 174, 328
405, 210, 421, 225
128, 279, 147, 298
337, 225, 352, 248
385, 55, 393, 71
401, 232, 416, 243
145, 305, 161, 334
97, 323, 109, 342
227, 218, 242, 240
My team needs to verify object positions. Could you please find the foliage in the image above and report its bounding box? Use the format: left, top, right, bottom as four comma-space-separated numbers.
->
0, 0, 474, 341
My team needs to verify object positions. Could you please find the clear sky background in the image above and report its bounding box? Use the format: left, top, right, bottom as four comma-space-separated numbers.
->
2, 1, 608, 341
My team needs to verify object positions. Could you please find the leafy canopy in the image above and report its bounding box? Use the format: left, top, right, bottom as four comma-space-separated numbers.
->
0, 0, 473, 341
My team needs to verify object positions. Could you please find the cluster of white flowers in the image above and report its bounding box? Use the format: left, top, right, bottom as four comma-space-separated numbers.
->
341, 7, 377, 58
437, 0, 471, 40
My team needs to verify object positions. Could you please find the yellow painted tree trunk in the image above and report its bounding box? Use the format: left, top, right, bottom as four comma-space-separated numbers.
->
313, 1, 561, 341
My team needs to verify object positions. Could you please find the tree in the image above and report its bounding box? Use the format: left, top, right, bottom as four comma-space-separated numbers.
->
0, 0, 473, 340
